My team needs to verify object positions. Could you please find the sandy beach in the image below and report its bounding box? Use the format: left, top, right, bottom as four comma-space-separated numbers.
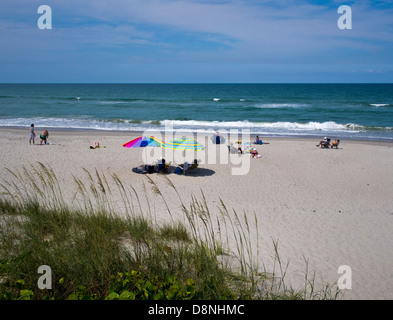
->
1, 127, 393, 300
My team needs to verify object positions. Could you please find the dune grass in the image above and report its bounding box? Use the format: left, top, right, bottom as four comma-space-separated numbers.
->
0, 162, 341, 300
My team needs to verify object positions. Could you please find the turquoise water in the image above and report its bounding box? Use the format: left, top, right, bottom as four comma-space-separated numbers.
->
0, 83, 392, 140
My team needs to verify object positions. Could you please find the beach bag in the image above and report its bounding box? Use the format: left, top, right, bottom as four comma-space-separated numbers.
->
174, 166, 183, 175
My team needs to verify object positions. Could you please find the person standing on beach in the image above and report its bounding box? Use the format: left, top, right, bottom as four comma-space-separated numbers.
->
29, 124, 36, 145
40, 130, 49, 145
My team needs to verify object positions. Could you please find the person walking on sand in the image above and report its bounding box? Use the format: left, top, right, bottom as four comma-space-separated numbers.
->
29, 124, 36, 145
40, 130, 49, 145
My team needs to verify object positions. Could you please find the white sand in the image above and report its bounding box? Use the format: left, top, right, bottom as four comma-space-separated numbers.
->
1, 127, 393, 299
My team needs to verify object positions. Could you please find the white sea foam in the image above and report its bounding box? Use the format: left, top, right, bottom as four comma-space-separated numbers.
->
0, 117, 381, 137
100, 100, 140, 105
161, 119, 362, 132
370, 103, 389, 107
162, 119, 254, 128
254, 103, 308, 109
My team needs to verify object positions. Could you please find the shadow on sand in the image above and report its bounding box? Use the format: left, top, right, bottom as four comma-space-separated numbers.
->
165, 166, 215, 177
133, 165, 215, 177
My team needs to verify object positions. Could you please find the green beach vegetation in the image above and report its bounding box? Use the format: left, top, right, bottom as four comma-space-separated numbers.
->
0, 162, 341, 300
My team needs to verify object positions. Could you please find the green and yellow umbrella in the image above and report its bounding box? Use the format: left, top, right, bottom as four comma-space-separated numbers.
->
162, 137, 205, 164
162, 137, 205, 151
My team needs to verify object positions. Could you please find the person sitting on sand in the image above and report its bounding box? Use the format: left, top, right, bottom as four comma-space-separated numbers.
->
253, 135, 269, 145
316, 137, 330, 148
90, 141, 100, 149
254, 136, 262, 144
157, 158, 167, 173
189, 159, 199, 170
251, 149, 259, 158
40, 130, 49, 145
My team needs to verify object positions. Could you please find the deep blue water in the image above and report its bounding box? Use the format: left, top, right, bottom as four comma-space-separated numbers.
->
0, 83, 393, 140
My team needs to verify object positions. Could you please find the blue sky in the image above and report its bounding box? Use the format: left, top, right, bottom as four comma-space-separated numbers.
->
1, 0, 393, 83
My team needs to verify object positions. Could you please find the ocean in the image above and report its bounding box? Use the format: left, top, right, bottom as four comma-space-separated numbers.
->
0, 83, 392, 141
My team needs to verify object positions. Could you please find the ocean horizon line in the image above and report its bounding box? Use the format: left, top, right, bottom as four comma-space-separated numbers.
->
1, 82, 393, 85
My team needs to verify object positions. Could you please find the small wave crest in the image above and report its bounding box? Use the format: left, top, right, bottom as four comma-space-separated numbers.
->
370, 103, 389, 107
253, 103, 309, 109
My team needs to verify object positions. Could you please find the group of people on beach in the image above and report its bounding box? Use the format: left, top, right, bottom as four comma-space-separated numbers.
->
29, 124, 49, 145
316, 137, 341, 149
227, 135, 266, 158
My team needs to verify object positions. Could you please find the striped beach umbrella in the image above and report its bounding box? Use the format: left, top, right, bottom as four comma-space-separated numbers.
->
162, 137, 205, 164
162, 137, 205, 151
122, 136, 164, 148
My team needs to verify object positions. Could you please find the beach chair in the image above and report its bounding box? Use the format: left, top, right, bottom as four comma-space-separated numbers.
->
331, 139, 340, 149
321, 138, 331, 148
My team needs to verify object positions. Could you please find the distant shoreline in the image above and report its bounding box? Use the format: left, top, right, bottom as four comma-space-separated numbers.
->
2, 126, 393, 145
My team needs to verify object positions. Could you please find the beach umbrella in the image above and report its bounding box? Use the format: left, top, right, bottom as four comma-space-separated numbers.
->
122, 136, 163, 148
162, 137, 205, 163
162, 137, 205, 151
122, 136, 164, 163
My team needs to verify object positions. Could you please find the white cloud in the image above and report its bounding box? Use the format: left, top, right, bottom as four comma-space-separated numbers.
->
1, 0, 392, 81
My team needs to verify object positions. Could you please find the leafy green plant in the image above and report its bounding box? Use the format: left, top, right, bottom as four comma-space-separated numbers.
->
107, 271, 196, 300
67, 285, 99, 301
0, 279, 34, 300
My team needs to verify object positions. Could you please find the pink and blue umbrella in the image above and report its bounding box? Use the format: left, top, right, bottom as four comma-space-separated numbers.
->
123, 136, 164, 164
122, 136, 164, 148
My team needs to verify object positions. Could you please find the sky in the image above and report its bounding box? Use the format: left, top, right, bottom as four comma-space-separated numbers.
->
1, 0, 393, 83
